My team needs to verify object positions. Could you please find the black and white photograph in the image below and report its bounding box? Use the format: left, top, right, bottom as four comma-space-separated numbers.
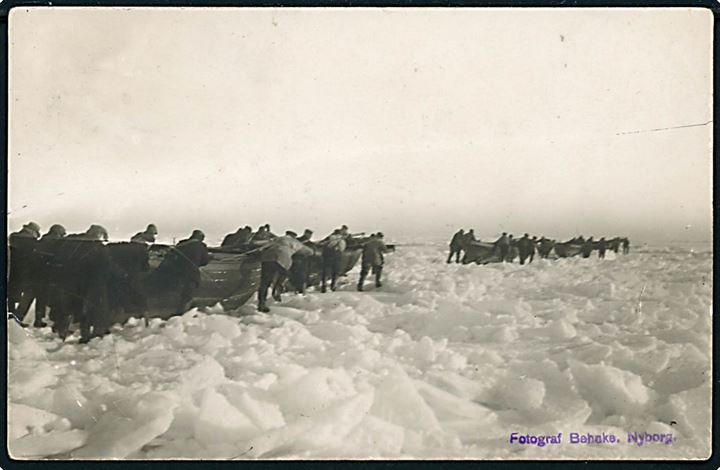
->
6, 7, 713, 459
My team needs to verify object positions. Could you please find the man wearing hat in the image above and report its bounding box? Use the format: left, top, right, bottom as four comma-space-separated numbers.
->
516, 233, 535, 265
358, 232, 388, 291
289, 229, 316, 294
14, 224, 69, 326
297, 229, 314, 243
177, 229, 205, 245
494, 232, 510, 262
7, 222, 41, 319
251, 225, 272, 243
66, 224, 109, 241
170, 229, 210, 314
257, 230, 315, 312
320, 229, 346, 293
131, 224, 158, 244
222, 226, 253, 248
27, 224, 68, 327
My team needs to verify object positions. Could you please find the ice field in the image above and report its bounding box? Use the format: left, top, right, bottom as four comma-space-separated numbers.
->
8, 241, 712, 459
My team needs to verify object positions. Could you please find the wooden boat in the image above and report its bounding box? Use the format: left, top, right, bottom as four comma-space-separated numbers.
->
126, 237, 392, 319
111, 244, 264, 320
553, 241, 583, 258
461, 241, 502, 265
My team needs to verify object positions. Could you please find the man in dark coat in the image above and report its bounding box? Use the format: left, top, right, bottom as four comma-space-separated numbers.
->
598, 237, 608, 259
107, 240, 152, 325
538, 237, 554, 259
289, 230, 316, 294
447, 229, 465, 264
222, 226, 253, 248
130, 224, 158, 244
21, 224, 67, 327
66, 224, 109, 242
517, 233, 535, 265
581, 236, 595, 258
463, 229, 477, 246
50, 224, 120, 342
290, 228, 316, 294
494, 232, 509, 262
506, 235, 518, 262
252, 225, 273, 243
358, 233, 388, 291
7, 222, 41, 321
168, 230, 210, 314
621, 237, 630, 254
529, 236, 538, 263
320, 229, 346, 293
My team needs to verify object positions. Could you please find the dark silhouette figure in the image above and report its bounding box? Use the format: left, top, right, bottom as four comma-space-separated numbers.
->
495, 232, 509, 262
517, 233, 535, 265
447, 229, 465, 264
598, 238, 607, 259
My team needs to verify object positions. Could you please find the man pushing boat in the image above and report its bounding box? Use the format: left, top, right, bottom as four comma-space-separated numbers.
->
257, 231, 316, 313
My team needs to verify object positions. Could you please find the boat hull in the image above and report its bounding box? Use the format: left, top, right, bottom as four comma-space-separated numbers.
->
461, 242, 502, 265
116, 243, 369, 321
554, 242, 583, 258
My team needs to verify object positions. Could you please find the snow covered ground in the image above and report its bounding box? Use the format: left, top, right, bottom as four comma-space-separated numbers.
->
8, 241, 712, 459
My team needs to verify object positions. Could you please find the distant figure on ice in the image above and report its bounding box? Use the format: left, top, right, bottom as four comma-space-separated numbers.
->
221, 226, 253, 248
529, 236, 538, 263
621, 237, 630, 254
257, 231, 314, 312
610, 237, 621, 253
517, 233, 535, 265
358, 233, 388, 291
463, 229, 477, 246
598, 237, 607, 259
506, 235, 518, 262
581, 236, 594, 258
494, 232, 509, 262
130, 224, 158, 244
7, 222, 41, 320
537, 236, 554, 259
447, 229, 465, 264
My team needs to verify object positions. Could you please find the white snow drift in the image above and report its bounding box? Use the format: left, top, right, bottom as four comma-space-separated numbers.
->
7, 241, 712, 459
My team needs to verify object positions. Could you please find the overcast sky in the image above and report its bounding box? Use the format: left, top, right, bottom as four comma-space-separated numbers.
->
8, 8, 712, 244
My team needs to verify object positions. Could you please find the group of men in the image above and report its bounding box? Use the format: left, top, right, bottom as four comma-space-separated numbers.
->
7, 221, 390, 340
448, 229, 631, 264
228, 225, 389, 312
7, 222, 214, 342
220, 224, 282, 247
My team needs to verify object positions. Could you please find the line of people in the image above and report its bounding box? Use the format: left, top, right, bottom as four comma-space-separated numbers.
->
7, 221, 391, 340
250, 226, 389, 312
7, 222, 214, 341
448, 229, 631, 264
